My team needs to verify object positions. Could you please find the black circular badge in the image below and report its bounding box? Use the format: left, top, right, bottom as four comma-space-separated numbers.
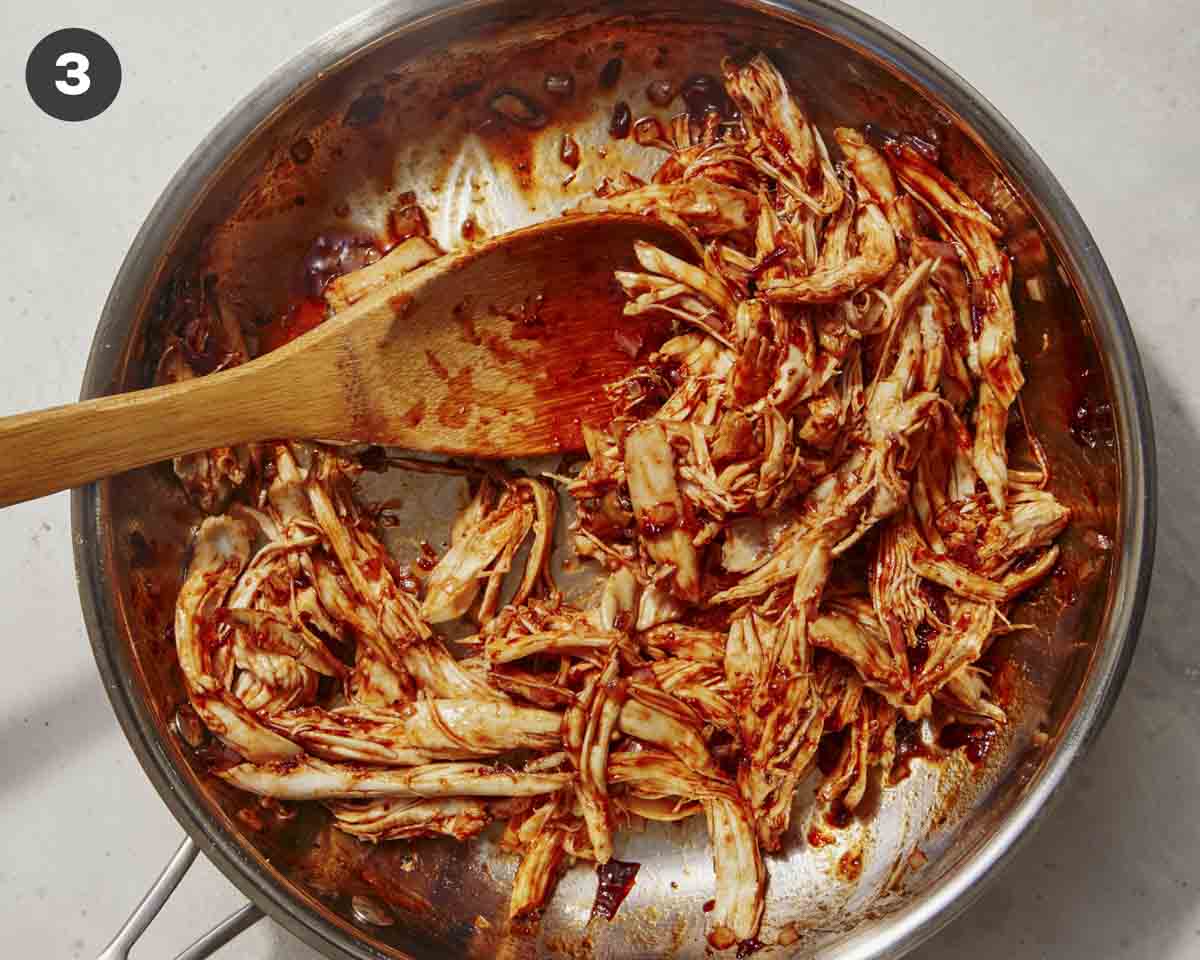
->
26, 28, 121, 122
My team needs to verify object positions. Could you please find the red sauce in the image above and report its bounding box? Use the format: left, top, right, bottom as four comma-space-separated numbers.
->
938, 722, 998, 765
837, 850, 864, 883
475, 117, 536, 191
303, 233, 380, 297
919, 580, 950, 623
891, 718, 932, 784
258, 227, 390, 353
900, 133, 940, 163
803, 161, 824, 193
560, 134, 581, 168
945, 313, 968, 352
702, 899, 716, 913
425, 350, 449, 381
400, 400, 426, 428
807, 825, 836, 848
386, 193, 430, 247
969, 284, 987, 339
1010, 549, 1043, 572
476, 279, 671, 450
591, 859, 640, 921
435, 368, 475, 428
1057, 307, 1107, 450
977, 646, 1020, 708
910, 623, 933, 674
1068, 395, 1112, 449
947, 539, 981, 571
416, 541, 439, 571
609, 101, 632, 139
680, 73, 732, 118
707, 731, 741, 779
258, 297, 327, 353
637, 510, 679, 538
598, 57, 623, 89
191, 730, 246, 773
751, 244, 795, 278
361, 859, 434, 915
450, 80, 483, 101
825, 801, 852, 830
816, 730, 845, 776
454, 304, 482, 345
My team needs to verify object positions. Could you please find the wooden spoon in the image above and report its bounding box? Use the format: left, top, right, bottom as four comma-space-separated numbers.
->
0, 214, 695, 508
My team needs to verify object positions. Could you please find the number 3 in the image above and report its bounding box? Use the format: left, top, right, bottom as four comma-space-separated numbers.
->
55, 52, 91, 96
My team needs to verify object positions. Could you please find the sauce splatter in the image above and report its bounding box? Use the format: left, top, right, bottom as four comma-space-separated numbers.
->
591, 859, 640, 921
610, 100, 632, 139
302, 232, 380, 297
560, 133, 581, 168
400, 400, 426, 428
439, 366, 476, 423
825, 800, 852, 830
837, 849, 863, 883
598, 57, 623, 89
807, 825, 836, 848
891, 719, 932, 784
909, 622, 933, 674
425, 350, 449, 381
938, 722, 999, 765
416, 541, 439, 571
477, 278, 671, 449
436, 396, 471, 429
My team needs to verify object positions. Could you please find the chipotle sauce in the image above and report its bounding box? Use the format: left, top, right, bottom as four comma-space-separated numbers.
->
591, 859, 640, 921
938, 722, 999, 765
891, 718, 932, 784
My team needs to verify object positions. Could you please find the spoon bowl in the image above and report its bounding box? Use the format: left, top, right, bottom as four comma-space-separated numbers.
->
0, 213, 692, 507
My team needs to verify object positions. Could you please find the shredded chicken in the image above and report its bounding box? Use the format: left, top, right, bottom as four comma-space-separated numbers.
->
168, 52, 1066, 951
155, 275, 259, 512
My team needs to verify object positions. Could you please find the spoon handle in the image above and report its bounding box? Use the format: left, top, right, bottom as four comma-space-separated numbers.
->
0, 356, 301, 507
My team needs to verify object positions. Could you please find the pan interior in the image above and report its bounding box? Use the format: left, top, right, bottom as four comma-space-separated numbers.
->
87, 2, 1123, 957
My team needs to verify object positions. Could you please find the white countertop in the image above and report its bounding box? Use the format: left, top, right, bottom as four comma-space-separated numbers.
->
1, 1, 1195, 957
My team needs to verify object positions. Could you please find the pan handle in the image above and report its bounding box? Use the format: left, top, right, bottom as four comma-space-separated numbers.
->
96, 836, 265, 960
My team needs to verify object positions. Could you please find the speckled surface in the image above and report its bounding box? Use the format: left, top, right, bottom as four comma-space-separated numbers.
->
0, 1, 1194, 957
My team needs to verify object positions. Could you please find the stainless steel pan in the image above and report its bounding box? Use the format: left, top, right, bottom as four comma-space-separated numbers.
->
73, 1, 1155, 957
